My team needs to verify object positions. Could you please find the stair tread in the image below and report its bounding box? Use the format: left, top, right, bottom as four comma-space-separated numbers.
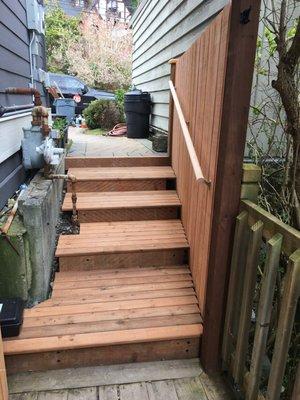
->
54, 265, 191, 282
56, 220, 189, 257
3, 324, 202, 355
4, 266, 201, 356
62, 190, 181, 211
68, 166, 175, 181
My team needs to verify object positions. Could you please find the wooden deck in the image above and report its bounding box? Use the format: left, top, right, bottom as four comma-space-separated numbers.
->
8, 359, 232, 399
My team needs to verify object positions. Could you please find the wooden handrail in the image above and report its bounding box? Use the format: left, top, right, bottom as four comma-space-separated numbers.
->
169, 80, 210, 185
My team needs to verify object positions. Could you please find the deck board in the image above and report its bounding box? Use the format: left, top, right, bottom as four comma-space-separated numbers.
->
56, 220, 189, 257
63, 191, 181, 211
68, 167, 175, 181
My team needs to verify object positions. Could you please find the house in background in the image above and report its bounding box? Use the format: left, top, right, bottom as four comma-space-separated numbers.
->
48, 0, 133, 22
0, 0, 47, 209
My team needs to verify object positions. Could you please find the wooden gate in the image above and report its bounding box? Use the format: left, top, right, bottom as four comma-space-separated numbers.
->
169, 0, 261, 372
222, 198, 300, 399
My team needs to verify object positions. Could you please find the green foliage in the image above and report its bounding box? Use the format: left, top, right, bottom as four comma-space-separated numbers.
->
52, 117, 68, 134
83, 100, 122, 130
45, 6, 80, 74
115, 88, 127, 123
131, 0, 140, 10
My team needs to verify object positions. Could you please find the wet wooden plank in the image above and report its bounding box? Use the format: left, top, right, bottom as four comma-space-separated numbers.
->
174, 376, 207, 399
119, 382, 149, 400
147, 380, 178, 400
37, 390, 68, 400
98, 385, 119, 400
67, 387, 97, 400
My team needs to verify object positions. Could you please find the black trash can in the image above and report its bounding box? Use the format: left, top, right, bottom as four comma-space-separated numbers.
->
125, 89, 151, 138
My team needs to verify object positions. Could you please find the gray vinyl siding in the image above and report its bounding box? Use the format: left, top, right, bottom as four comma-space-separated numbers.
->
0, 0, 46, 107
131, 0, 229, 133
0, 0, 46, 209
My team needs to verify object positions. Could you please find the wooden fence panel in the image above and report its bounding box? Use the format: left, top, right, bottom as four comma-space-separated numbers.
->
246, 233, 282, 400
171, 6, 231, 313
222, 198, 300, 399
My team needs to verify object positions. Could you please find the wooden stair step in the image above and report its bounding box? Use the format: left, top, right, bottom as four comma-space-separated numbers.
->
34, 289, 197, 307
56, 220, 189, 270
4, 266, 201, 374
63, 190, 181, 222
53, 265, 191, 283
4, 325, 202, 355
67, 166, 176, 192
63, 191, 180, 210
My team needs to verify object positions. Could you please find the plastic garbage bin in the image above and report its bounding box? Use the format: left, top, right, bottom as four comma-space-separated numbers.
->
124, 89, 151, 138
54, 98, 76, 122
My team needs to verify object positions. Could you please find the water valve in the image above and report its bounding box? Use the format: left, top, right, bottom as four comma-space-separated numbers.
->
36, 137, 64, 166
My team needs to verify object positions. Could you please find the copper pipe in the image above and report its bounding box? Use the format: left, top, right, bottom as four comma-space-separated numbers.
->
47, 173, 79, 226
4, 87, 42, 106
4, 87, 50, 135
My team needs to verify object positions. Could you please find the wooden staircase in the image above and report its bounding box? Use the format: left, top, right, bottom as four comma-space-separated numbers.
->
3, 157, 202, 374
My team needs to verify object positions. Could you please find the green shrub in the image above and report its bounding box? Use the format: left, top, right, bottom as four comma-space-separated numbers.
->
115, 88, 127, 123
83, 100, 122, 130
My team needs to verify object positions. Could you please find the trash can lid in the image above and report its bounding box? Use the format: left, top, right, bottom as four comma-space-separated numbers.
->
125, 88, 151, 102
54, 98, 76, 106
125, 88, 144, 97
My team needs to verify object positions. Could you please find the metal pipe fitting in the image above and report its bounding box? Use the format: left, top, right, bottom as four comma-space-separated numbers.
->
4, 87, 42, 106
0, 103, 34, 117
47, 173, 79, 227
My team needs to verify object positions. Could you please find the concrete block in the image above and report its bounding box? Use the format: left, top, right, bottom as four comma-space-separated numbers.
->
0, 216, 31, 301
18, 156, 65, 304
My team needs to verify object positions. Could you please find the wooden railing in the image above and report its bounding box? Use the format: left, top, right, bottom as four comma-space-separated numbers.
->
222, 166, 300, 400
0, 331, 8, 400
169, 80, 209, 184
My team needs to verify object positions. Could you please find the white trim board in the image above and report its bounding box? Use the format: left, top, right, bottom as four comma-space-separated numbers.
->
0, 112, 31, 163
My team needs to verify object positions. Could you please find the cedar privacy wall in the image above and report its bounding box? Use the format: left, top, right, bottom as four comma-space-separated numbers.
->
131, 0, 229, 134
0, 0, 46, 209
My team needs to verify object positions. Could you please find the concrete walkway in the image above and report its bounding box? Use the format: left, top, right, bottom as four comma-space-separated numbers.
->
67, 127, 167, 157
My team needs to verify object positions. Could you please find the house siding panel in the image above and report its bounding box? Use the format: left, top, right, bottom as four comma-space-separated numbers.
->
0, 0, 46, 209
131, 0, 229, 133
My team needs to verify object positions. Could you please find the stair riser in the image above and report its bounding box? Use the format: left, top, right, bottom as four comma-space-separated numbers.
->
59, 249, 188, 271
78, 207, 180, 223
67, 179, 173, 192
5, 338, 200, 374
66, 157, 171, 169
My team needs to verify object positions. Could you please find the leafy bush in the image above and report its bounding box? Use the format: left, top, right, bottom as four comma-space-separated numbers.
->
115, 88, 127, 123
83, 100, 122, 130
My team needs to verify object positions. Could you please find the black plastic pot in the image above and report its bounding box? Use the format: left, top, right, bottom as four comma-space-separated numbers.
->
0, 298, 24, 337
124, 89, 151, 138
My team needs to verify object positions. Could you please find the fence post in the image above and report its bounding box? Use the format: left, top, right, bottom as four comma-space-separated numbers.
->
241, 164, 261, 203
201, 0, 261, 373
0, 330, 8, 400
168, 59, 177, 162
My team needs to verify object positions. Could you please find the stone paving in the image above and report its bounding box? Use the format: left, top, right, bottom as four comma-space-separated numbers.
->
67, 127, 167, 158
